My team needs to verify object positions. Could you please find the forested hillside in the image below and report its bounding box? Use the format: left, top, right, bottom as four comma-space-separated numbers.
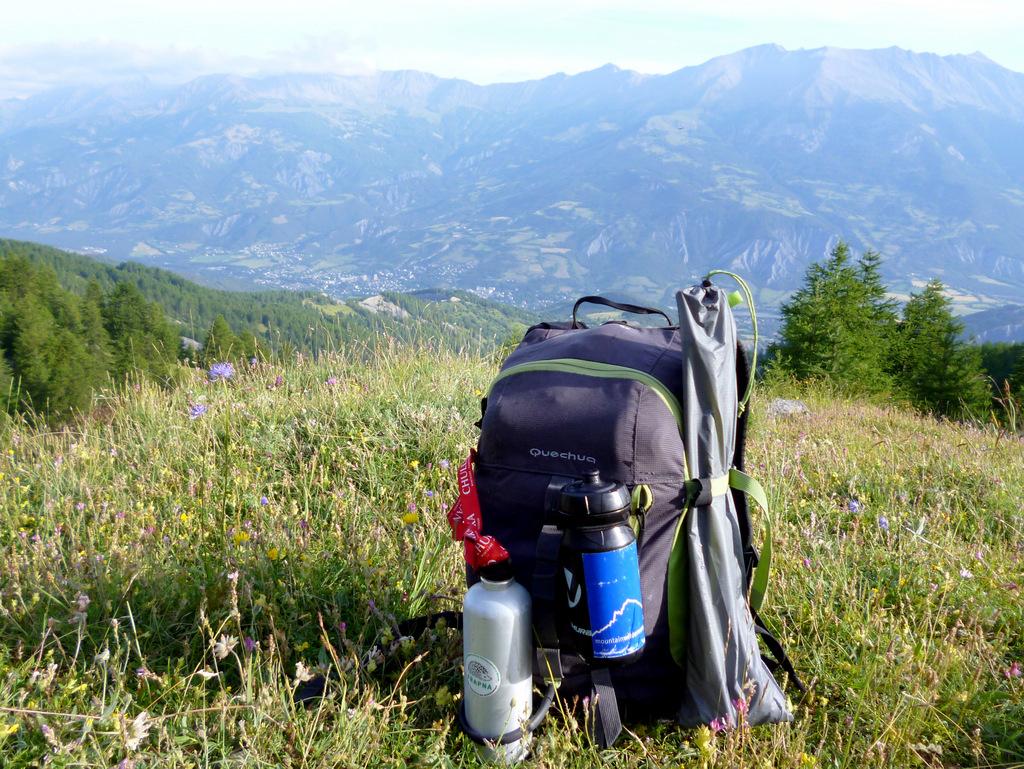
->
1, 240, 534, 354
0, 240, 534, 418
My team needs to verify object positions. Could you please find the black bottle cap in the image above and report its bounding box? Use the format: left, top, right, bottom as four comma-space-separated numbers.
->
478, 559, 515, 582
558, 470, 630, 527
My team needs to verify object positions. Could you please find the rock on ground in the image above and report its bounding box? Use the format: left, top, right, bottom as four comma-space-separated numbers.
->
766, 398, 810, 418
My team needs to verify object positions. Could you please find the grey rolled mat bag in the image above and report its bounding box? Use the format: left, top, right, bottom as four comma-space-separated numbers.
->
675, 279, 792, 727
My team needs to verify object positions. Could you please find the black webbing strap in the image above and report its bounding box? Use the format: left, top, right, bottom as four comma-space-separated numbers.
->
752, 608, 805, 693
532, 522, 564, 681
396, 610, 463, 638
590, 667, 622, 748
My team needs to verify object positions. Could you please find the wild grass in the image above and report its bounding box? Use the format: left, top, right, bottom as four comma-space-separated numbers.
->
0, 343, 1021, 767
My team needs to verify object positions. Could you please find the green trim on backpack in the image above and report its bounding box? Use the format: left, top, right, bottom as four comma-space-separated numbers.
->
667, 507, 690, 669
668, 468, 774, 668
490, 358, 690, 478
729, 468, 773, 613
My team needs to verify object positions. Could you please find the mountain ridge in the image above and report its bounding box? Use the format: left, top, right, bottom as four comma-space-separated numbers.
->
2, 44, 1023, 325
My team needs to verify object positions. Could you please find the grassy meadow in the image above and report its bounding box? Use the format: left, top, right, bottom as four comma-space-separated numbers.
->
0, 344, 1022, 767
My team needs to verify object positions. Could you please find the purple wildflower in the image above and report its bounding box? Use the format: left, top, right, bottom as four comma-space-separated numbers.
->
425, 490, 435, 498
249, 357, 258, 366
208, 362, 235, 381
959, 567, 974, 579
189, 403, 208, 420
878, 515, 889, 532
299, 519, 309, 532
338, 622, 347, 635
848, 499, 861, 514
243, 637, 257, 653
732, 696, 749, 716
260, 496, 269, 506
75, 502, 86, 512
273, 374, 284, 388
439, 459, 450, 470
709, 715, 732, 733
802, 557, 812, 569
407, 502, 417, 512
326, 377, 338, 386
1006, 661, 1022, 678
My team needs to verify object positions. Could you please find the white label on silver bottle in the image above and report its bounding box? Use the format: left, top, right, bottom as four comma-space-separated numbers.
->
465, 653, 501, 697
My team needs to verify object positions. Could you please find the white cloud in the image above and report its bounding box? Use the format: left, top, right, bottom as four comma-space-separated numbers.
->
1, 1, 1020, 98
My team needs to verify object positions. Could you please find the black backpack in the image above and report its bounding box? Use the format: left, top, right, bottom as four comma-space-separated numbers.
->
463, 275, 801, 746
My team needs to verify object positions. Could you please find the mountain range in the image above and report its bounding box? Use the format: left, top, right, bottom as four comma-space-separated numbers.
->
1, 44, 1023, 332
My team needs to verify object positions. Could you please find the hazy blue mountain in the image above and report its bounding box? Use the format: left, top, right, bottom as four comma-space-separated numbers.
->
961, 304, 1024, 343
1, 44, 1023, 330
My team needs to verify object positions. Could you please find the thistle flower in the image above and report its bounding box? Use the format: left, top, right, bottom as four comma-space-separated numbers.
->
124, 711, 151, 751
213, 634, 238, 660
208, 362, 235, 381
71, 593, 90, 624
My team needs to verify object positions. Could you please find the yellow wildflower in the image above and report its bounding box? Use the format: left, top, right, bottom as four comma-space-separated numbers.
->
409, 460, 419, 469
233, 531, 250, 545
402, 512, 420, 525
267, 547, 280, 561
434, 686, 452, 707
179, 512, 189, 523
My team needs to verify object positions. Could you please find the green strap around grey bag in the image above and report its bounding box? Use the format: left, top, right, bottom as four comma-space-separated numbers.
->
673, 279, 792, 727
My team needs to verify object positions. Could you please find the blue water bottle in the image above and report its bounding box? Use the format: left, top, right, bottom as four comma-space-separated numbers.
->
557, 470, 645, 663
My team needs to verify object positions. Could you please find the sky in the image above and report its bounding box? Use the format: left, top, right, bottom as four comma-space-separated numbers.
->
2, 0, 1022, 98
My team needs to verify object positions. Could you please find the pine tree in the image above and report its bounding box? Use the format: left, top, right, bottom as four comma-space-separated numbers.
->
770, 241, 897, 395
895, 279, 990, 418
1010, 351, 1024, 395
202, 315, 240, 364
0, 349, 13, 412
81, 280, 112, 374
102, 283, 179, 383
9, 295, 56, 412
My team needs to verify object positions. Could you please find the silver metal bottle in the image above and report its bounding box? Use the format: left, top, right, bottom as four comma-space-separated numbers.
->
462, 569, 532, 763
